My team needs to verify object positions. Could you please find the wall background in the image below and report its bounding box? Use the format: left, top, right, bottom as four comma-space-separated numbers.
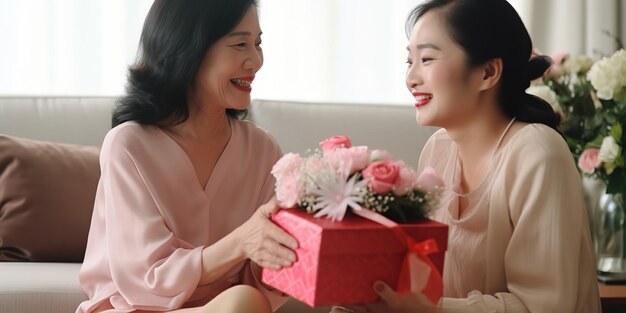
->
0, 0, 623, 105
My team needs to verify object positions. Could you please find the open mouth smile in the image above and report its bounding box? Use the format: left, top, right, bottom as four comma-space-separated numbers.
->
412, 92, 433, 107
230, 77, 254, 92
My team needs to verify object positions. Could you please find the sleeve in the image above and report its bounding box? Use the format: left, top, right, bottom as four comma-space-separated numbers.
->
442, 131, 596, 313
101, 137, 203, 310
502, 141, 591, 313
244, 137, 289, 311
417, 131, 438, 173
254, 142, 283, 209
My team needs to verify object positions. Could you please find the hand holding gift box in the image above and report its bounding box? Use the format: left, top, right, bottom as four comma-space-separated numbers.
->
262, 136, 448, 307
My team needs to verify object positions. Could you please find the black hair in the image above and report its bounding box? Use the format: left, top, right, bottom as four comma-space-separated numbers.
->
406, 0, 561, 130
112, 0, 257, 127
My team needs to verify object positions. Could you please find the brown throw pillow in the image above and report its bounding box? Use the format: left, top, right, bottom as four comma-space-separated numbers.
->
0, 134, 100, 262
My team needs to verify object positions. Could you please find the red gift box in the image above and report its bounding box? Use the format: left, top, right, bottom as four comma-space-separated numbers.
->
261, 209, 448, 307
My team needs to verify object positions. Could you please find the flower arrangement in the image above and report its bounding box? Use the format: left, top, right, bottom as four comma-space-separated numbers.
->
271, 136, 444, 222
528, 49, 626, 194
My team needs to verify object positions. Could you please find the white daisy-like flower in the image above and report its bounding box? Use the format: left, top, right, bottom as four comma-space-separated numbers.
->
309, 160, 368, 221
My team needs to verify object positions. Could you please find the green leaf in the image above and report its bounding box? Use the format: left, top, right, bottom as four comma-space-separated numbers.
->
616, 87, 626, 104
616, 156, 625, 168
601, 98, 617, 110
610, 123, 623, 141
606, 171, 626, 194
587, 135, 604, 148
382, 206, 408, 223
605, 161, 617, 175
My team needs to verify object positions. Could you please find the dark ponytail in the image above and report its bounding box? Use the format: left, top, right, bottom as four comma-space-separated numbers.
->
406, 0, 561, 130
510, 55, 562, 129
113, 0, 256, 128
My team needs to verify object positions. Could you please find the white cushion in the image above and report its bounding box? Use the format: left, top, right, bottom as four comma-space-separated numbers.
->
0, 262, 86, 313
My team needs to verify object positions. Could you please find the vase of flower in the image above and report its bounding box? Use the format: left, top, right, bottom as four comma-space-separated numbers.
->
583, 177, 626, 276
530, 47, 626, 280
591, 189, 626, 279
583, 176, 605, 232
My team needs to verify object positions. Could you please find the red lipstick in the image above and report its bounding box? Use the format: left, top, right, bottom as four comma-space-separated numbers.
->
412, 92, 433, 108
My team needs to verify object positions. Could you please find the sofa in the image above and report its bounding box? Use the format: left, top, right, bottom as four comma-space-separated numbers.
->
0, 96, 437, 313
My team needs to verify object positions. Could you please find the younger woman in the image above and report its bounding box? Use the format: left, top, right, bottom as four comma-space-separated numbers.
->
338, 0, 602, 312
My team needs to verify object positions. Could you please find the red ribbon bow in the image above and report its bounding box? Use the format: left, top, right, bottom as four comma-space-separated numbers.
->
353, 208, 443, 305
395, 237, 443, 305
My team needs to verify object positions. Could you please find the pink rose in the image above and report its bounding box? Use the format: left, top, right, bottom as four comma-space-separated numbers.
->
550, 52, 569, 65
320, 136, 352, 155
327, 146, 370, 174
394, 164, 418, 196
362, 160, 401, 194
415, 167, 445, 193
578, 148, 602, 174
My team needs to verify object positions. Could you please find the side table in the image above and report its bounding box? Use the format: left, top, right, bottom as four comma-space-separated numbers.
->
599, 282, 626, 313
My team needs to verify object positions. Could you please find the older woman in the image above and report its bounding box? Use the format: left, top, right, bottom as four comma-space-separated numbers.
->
77, 1, 297, 312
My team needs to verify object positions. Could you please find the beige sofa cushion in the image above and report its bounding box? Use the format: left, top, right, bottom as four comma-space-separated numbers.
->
0, 135, 100, 262
0, 262, 87, 313
0, 97, 114, 147
248, 100, 438, 168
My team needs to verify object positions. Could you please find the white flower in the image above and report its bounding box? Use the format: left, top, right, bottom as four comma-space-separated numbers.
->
526, 84, 562, 115
588, 49, 626, 101
563, 55, 594, 74
369, 149, 393, 163
309, 161, 368, 222
599, 136, 621, 163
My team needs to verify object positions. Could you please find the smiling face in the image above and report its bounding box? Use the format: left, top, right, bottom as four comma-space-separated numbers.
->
191, 6, 263, 112
405, 9, 487, 128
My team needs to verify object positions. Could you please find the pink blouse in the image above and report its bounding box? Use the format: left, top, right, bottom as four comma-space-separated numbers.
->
419, 124, 601, 313
77, 117, 286, 312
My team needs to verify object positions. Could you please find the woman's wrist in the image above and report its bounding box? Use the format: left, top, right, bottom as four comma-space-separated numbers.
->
229, 224, 246, 261
198, 231, 247, 285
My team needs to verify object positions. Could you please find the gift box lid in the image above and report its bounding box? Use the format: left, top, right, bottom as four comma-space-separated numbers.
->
272, 209, 448, 256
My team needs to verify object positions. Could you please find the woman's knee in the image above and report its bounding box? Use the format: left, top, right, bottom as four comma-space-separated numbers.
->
205, 285, 271, 313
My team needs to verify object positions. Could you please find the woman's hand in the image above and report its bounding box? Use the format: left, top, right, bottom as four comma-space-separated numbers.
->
235, 197, 298, 270
331, 281, 440, 313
